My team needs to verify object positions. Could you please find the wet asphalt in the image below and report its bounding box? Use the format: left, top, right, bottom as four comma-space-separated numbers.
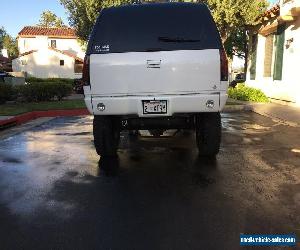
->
0, 112, 299, 250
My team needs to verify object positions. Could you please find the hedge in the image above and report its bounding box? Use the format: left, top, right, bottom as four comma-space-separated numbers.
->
26, 77, 74, 86
0, 82, 73, 104
19, 82, 72, 102
228, 83, 269, 102
0, 84, 15, 104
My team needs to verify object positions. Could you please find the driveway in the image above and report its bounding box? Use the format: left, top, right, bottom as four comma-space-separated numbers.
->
0, 112, 299, 250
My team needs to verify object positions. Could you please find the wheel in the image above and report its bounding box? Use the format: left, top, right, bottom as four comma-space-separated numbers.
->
195, 112, 221, 157
93, 116, 120, 156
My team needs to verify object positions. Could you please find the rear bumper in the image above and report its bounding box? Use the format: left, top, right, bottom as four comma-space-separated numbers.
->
84, 87, 227, 116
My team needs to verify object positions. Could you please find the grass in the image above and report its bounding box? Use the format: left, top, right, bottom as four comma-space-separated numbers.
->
0, 99, 86, 116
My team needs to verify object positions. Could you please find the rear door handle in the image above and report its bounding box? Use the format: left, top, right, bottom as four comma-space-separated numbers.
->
147, 60, 161, 68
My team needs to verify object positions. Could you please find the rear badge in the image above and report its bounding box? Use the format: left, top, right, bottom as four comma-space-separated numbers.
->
94, 44, 110, 52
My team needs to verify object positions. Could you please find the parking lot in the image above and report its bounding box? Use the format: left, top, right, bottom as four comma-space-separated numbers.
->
0, 112, 299, 249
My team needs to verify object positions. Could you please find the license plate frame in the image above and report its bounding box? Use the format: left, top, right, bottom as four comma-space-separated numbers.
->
142, 100, 167, 114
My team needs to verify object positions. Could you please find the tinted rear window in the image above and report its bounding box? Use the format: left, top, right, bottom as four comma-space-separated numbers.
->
87, 3, 222, 54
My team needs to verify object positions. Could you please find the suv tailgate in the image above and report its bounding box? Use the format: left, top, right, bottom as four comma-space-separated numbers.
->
90, 49, 220, 96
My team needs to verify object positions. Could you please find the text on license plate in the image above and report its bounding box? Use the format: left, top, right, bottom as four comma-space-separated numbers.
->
142, 100, 167, 114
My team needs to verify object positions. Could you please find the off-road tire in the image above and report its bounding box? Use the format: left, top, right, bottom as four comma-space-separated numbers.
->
93, 116, 120, 157
195, 112, 221, 157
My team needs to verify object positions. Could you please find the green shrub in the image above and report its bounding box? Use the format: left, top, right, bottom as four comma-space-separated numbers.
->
228, 84, 269, 102
19, 82, 72, 102
26, 77, 49, 83
0, 84, 15, 104
53, 82, 73, 100
26, 77, 75, 86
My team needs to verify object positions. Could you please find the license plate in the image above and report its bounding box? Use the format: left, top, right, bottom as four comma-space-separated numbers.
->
142, 100, 167, 114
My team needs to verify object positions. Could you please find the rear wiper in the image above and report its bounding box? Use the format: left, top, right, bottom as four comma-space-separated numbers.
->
158, 36, 200, 43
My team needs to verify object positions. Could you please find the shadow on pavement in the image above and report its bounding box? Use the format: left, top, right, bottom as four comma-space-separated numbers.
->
98, 156, 120, 177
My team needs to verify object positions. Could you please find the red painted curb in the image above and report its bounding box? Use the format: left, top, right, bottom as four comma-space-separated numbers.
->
0, 108, 89, 127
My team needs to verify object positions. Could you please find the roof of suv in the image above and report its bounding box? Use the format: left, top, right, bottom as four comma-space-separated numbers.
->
87, 2, 222, 54
102, 2, 207, 13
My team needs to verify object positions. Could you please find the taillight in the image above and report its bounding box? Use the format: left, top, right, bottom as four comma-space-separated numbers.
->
220, 48, 228, 81
82, 55, 90, 86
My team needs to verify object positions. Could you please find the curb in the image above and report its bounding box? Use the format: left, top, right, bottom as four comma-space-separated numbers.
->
222, 105, 252, 112
0, 109, 89, 128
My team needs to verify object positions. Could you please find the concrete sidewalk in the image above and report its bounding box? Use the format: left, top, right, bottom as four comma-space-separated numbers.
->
227, 98, 300, 127
251, 102, 300, 127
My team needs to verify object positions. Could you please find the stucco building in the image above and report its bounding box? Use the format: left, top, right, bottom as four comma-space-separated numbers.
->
12, 26, 84, 79
246, 0, 300, 105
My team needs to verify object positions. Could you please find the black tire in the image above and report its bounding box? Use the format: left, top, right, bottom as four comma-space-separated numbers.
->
93, 116, 120, 157
195, 112, 221, 157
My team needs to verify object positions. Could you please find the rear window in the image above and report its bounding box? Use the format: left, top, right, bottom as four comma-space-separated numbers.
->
87, 3, 222, 54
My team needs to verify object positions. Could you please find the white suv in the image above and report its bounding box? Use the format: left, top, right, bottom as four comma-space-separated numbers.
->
83, 3, 228, 157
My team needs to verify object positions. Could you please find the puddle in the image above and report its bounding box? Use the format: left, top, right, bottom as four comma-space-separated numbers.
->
1, 157, 22, 164
242, 124, 271, 131
54, 132, 91, 136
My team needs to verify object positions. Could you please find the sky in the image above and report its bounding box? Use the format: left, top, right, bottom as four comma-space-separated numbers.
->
0, 0, 69, 37
1, 0, 279, 38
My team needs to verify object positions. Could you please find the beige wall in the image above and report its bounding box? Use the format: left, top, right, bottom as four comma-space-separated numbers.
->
247, 16, 300, 104
47, 38, 85, 59
18, 37, 39, 53
18, 36, 84, 59
13, 48, 81, 79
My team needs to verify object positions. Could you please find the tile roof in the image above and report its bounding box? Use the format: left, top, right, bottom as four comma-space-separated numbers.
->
18, 26, 77, 38
18, 50, 38, 57
261, 4, 280, 19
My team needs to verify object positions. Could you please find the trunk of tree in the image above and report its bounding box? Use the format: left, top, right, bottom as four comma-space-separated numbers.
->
221, 34, 228, 44
243, 29, 249, 80
220, 29, 229, 44
228, 57, 233, 82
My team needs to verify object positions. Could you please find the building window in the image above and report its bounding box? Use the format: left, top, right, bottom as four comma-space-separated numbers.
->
60, 60, 64, 66
250, 34, 258, 80
273, 24, 285, 81
264, 34, 274, 77
51, 40, 57, 48
74, 59, 83, 73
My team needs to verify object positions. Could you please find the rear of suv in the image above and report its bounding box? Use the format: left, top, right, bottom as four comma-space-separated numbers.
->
83, 3, 228, 157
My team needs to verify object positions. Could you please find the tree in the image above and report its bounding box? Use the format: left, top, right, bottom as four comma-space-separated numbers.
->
0, 26, 7, 50
3, 35, 18, 58
206, 0, 268, 44
60, 0, 131, 41
224, 28, 247, 59
204, 0, 268, 66
0, 27, 18, 58
38, 10, 65, 28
